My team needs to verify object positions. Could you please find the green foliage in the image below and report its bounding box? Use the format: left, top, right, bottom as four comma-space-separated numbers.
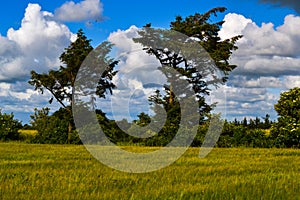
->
217, 118, 274, 148
0, 110, 22, 141
271, 87, 300, 148
30, 108, 81, 144
28, 30, 94, 143
170, 7, 242, 74
134, 112, 151, 127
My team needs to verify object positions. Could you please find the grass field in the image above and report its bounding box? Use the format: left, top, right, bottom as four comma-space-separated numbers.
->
0, 143, 300, 199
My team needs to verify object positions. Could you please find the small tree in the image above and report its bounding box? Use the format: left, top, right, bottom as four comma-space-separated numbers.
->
29, 29, 118, 143
0, 110, 22, 141
135, 112, 151, 127
271, 87, 300, 148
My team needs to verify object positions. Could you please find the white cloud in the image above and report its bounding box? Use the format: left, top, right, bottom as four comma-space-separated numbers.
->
218, 13, 300, 120
0, 3, 74, 82
54, 0, 103, 22
100, 26, 185, 120
219, 13, 254, 40
229, 76, 282, 88
108, 25, 165, 85
223, 14, 300, 78
211, 85, 279, 120
0, 3, 76, 123
283, 76, 300, 89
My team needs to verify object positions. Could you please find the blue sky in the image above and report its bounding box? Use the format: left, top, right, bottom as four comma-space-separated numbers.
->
1, 0, 297, 44
0, 0, 300, 124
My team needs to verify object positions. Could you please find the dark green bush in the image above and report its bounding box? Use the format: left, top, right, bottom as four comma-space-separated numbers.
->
0, 110, 22, 141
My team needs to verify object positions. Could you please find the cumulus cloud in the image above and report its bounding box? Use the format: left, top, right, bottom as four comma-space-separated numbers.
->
0, 3, 76, 122
218, 13, 300, 120
211, 85, 279, 120
54, 0, 103, 22
108, 25, 165, 85
258, 0, 300, 13
0, 3, 74, 82
0, 81, 59, 119
96, 26, 166, 120
221, 13, 300, 78
218, 13, 254, 40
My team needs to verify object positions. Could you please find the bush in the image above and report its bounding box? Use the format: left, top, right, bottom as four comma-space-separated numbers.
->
0, 110, 22, 141
30, 108, 81, 144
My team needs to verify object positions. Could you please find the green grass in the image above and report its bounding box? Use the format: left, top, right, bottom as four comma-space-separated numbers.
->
0, 143, 300, 199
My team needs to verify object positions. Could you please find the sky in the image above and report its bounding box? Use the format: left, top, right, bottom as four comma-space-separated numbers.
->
0, 0, 300, 124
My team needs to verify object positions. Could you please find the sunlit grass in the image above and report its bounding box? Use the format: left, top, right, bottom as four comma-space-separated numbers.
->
17, 130, 38, 142
0, 143, 299, 199
18, 129, 38, 136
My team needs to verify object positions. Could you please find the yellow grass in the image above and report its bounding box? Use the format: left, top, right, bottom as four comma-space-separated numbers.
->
0, 143, 299, 199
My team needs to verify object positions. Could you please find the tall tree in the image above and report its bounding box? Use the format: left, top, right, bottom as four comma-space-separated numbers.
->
134, 7, 241, 123
29, 29, 118, 143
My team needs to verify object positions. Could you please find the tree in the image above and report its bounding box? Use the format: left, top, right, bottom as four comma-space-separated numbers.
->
135, 112, 151, 127
29, 29, 118, 143
0, 110, 22, 141
271, 87, 300, 147
132, 7, 241, 143
134, 7, 241, 118
262, 114, 271, 129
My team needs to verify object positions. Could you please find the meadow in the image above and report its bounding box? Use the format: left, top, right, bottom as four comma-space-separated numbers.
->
0, 143, 299, 199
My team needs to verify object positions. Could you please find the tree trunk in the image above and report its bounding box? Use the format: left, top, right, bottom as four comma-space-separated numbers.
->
68, 120, 72, 144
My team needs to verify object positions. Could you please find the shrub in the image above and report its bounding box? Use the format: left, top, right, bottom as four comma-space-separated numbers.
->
0, 110, 22, 141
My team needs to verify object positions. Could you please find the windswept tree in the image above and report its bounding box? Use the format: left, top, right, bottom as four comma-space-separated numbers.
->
134, 7, 241, 124
125, 7, 242, 146
29, 29, 118, 143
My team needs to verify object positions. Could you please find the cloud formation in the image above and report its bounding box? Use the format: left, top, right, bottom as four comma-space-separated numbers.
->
96, 26, 166, 120
218, 13, 300, 120
54, 0, 104, 22
0, 3, 75, 82
0, 3, 76, 122
221, 13, 300, 79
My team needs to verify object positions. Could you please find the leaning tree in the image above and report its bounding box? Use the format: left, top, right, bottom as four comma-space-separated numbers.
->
29, 29, 118, 143
132, 7, 242, 142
